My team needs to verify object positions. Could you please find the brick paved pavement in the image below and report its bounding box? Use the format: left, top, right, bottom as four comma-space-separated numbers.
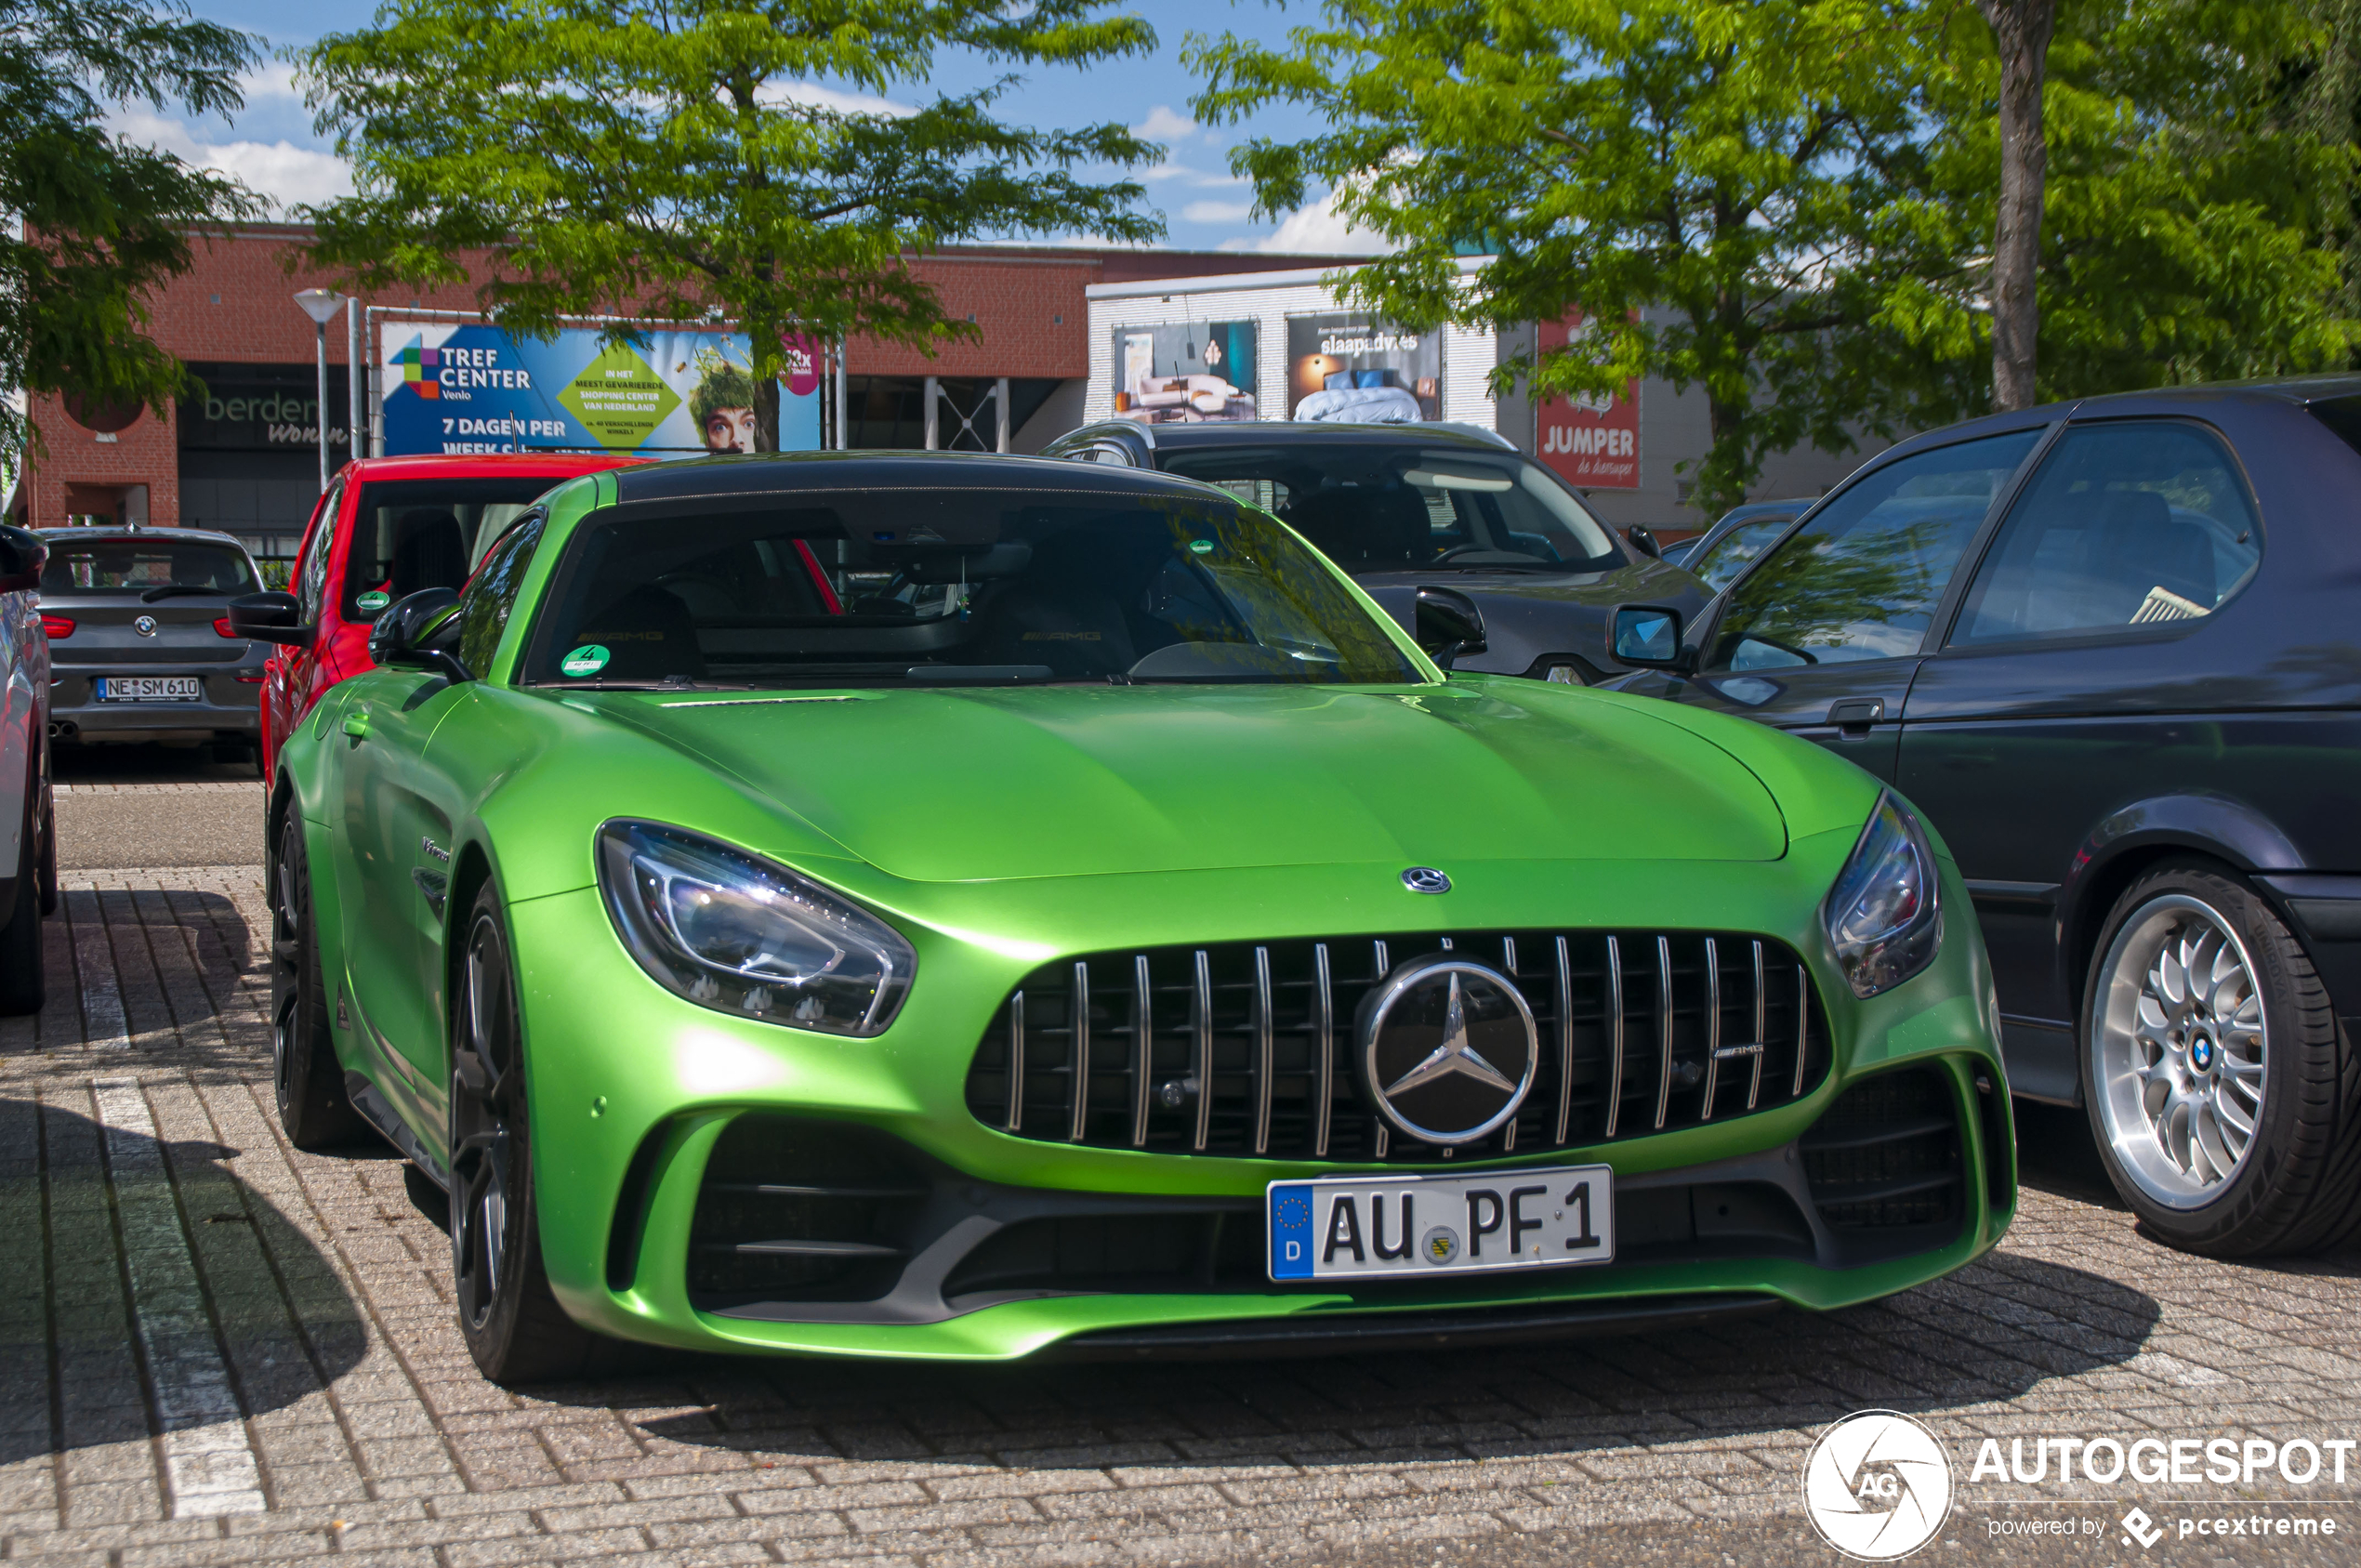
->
4, 851, 2359, 1566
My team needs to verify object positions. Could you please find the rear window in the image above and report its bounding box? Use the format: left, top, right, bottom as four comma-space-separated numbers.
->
342, 477, 564, 619
2310, 395, 2361, 461
40, 539, 257, 598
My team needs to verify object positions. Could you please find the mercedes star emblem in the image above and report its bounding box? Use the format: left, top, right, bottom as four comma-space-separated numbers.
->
133, 615, 158, 637
1401, 866, 1451, 894
1354, 956, 1537, 1145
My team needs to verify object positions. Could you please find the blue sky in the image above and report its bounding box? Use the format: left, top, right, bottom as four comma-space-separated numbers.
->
126, 0, 1379, 255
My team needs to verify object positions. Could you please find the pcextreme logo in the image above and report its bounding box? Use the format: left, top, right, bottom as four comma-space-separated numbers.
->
1802, 1411, 1954, 1561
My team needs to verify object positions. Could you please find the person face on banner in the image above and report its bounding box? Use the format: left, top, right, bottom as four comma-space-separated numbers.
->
704, 405, 758, 453
691, 353, 766, 455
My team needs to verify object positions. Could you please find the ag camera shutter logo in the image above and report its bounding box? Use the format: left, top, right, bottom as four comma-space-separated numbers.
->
1802, 1410, 1953, 1560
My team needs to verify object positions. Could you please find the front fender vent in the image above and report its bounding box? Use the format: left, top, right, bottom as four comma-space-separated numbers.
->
962, 929, 1827, 1164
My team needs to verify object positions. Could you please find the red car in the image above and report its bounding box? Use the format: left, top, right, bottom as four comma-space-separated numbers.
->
238, 455, 648, 775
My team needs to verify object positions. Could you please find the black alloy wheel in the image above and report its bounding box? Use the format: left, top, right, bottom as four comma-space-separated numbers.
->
270, 811, 368, 1147
2082, 860, 2361, 1256
0, 787, 44, 1016
37, 784, 56, 916
448, 880, 604, 1384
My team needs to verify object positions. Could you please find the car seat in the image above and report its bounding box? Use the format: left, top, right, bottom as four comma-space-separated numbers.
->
571, 585, 706, 680
1280, 486, 1433, 572
390, 509, 469, 597
2089, 492, 2215, 620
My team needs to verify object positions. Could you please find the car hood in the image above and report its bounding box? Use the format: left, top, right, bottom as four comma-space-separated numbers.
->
1355, 556, 1710, 678
589, 680, 1787, 883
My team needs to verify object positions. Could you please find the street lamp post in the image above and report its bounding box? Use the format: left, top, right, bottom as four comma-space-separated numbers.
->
293, 288, 348, 492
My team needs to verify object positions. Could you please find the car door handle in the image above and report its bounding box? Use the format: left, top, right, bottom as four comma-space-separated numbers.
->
1827, 698, 1885, 738
341, 708, 370, 740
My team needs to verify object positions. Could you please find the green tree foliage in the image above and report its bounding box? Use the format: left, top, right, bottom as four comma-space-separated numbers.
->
298, 0, 1166, 449
1, 0, 261, 458
1189, 0, 2358, 518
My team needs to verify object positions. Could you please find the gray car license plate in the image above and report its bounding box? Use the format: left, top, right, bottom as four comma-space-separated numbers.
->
96, 677, 202, 702
1267, 1165, 1615, 1282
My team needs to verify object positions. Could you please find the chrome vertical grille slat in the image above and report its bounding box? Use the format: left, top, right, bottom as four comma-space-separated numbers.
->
966, 928, 1827, 1162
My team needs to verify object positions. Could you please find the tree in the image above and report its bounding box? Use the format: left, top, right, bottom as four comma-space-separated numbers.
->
298, 0, 1166, 450
1973, 0, 2058, 412
0, 0, 261, 459
1187, 0, 1948, 518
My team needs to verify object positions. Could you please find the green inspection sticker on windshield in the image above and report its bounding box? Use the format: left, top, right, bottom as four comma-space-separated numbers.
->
1189, 539, 1214, 555
355, 590, 391, 613
561, 645, 611, 679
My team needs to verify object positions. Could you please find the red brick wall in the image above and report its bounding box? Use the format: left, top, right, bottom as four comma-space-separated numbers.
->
10, 228, 1368, 526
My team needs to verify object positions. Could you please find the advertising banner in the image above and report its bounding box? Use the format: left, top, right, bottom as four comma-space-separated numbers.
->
378, 322, 823, 458
1109, 322, 1260, 425
1284, 313, 1441, 423
1534, 312, 1640, 489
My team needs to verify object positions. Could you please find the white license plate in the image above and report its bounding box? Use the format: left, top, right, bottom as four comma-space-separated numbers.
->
1268, 1165, 1615, 1282
96, 677, 201, 702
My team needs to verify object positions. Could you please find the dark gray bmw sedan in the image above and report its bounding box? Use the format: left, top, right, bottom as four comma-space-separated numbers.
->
38, 528, 269, 762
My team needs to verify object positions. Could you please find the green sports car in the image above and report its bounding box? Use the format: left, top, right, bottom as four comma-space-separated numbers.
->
263, 452, 2014, 1382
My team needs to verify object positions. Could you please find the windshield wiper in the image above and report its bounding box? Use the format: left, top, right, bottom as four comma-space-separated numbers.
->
139, 585, 231, 602
547, 678, 757, 692
903, 665, 1056, 685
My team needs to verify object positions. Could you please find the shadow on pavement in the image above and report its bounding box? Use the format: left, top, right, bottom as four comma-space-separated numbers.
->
0, 1095, 366, 1469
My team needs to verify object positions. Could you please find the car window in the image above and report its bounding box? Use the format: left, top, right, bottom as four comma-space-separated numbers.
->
294, 481, 340, 623
525, 491, 1421, 689
1708, 431, 2041, 671
342, 476, 562, 620
1160, 445, 1622, 573
455, 512, 546, 676
1949, 421, 2262, 647
40, 539, 257, 597
1692, 515, 1795, 592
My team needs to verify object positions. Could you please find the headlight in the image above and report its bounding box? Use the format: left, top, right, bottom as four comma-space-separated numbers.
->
1823, 792, 1942, 998
597, 821, 915, 1035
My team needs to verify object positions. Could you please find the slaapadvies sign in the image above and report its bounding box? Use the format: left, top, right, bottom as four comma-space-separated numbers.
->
378, 323, 823, 458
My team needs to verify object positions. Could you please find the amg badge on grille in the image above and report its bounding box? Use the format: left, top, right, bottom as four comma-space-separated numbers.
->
1355, 957, 1537, 1145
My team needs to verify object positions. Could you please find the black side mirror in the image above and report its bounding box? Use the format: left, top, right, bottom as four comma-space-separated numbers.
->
1612, 604, 1693, 671
228, 591, 312, 648
0, 524, 46, 593
1414, 585, 1488, 670
368, 587, 471, 683
1625, 525, 1662, 560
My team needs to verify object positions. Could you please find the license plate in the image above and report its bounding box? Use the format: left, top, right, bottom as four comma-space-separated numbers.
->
96, 677, 201, 702
1268, 1164, 1615, 1282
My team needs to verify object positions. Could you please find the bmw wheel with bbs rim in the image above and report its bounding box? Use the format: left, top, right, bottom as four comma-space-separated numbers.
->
270, 810, 369, 1147
449, 879, 608, 1384
2084, 861, 2361, 1257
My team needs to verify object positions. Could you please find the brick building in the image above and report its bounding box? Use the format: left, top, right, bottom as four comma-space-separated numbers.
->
6, 222, 1356, 563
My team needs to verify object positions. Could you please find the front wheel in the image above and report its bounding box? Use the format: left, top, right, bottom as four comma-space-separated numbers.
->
0, 792, 44, 1016
271, 812, 369, 1148
449, 880, 608, 1385
2082, 862, 2361, 1256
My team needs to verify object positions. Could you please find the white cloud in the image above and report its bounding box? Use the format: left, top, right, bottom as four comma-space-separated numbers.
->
112, 109, 352, 211
1139, 161, 1246, 188
1181, 199, 1255, 224
240, 60, 305, 103
1222, 186, 1394, 255
758, 80, 917, 117
1132, 104, 1195, 141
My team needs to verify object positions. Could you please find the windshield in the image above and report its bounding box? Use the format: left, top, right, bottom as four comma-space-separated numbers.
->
523, 490, 1423, 688
1159, 445, 1622, 573
344, 477, 562, 618
40, 538, 257, 597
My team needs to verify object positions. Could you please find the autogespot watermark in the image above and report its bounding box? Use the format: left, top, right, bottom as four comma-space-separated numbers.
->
1803, 1414, 2352, 1559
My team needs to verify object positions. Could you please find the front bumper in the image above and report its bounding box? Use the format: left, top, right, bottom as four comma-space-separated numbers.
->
478, 837, 2011, 1362
51, 661, 263, 739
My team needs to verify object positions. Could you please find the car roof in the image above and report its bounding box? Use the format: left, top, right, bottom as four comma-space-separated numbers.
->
1117, 420, 1517, 453
35, 526, 256, 551
606, 448, 1239, 507
336, 453, 650, 483
1874, 375, 2361, 464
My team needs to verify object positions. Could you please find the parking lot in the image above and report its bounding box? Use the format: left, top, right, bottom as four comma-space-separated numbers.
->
3, 751, 2358, 1567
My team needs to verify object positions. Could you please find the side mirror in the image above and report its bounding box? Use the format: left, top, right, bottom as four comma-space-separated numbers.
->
1414, 585, 1488, 670
1613, 604, 1693, 671
1625, 525, 1662, 560
367, 587, 471, 683
0, 524, 46, 593
227, 591, 312, 648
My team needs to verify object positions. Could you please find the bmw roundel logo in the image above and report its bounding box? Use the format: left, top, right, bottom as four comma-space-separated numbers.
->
1401, 866, 1451, 894
133, 615, 159, 638
1354, 956, 1538, 1145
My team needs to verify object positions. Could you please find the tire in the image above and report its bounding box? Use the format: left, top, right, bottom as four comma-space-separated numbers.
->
449, 879, 609, 1384
0, 796, 44, 1016
271, 811, 370, 1148
37, 784, 56, 916
2081, 860, 2361, 1256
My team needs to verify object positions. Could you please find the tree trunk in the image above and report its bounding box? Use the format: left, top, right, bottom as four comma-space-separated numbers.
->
1977, 0, 2057, 412
754, 369, 781, 454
